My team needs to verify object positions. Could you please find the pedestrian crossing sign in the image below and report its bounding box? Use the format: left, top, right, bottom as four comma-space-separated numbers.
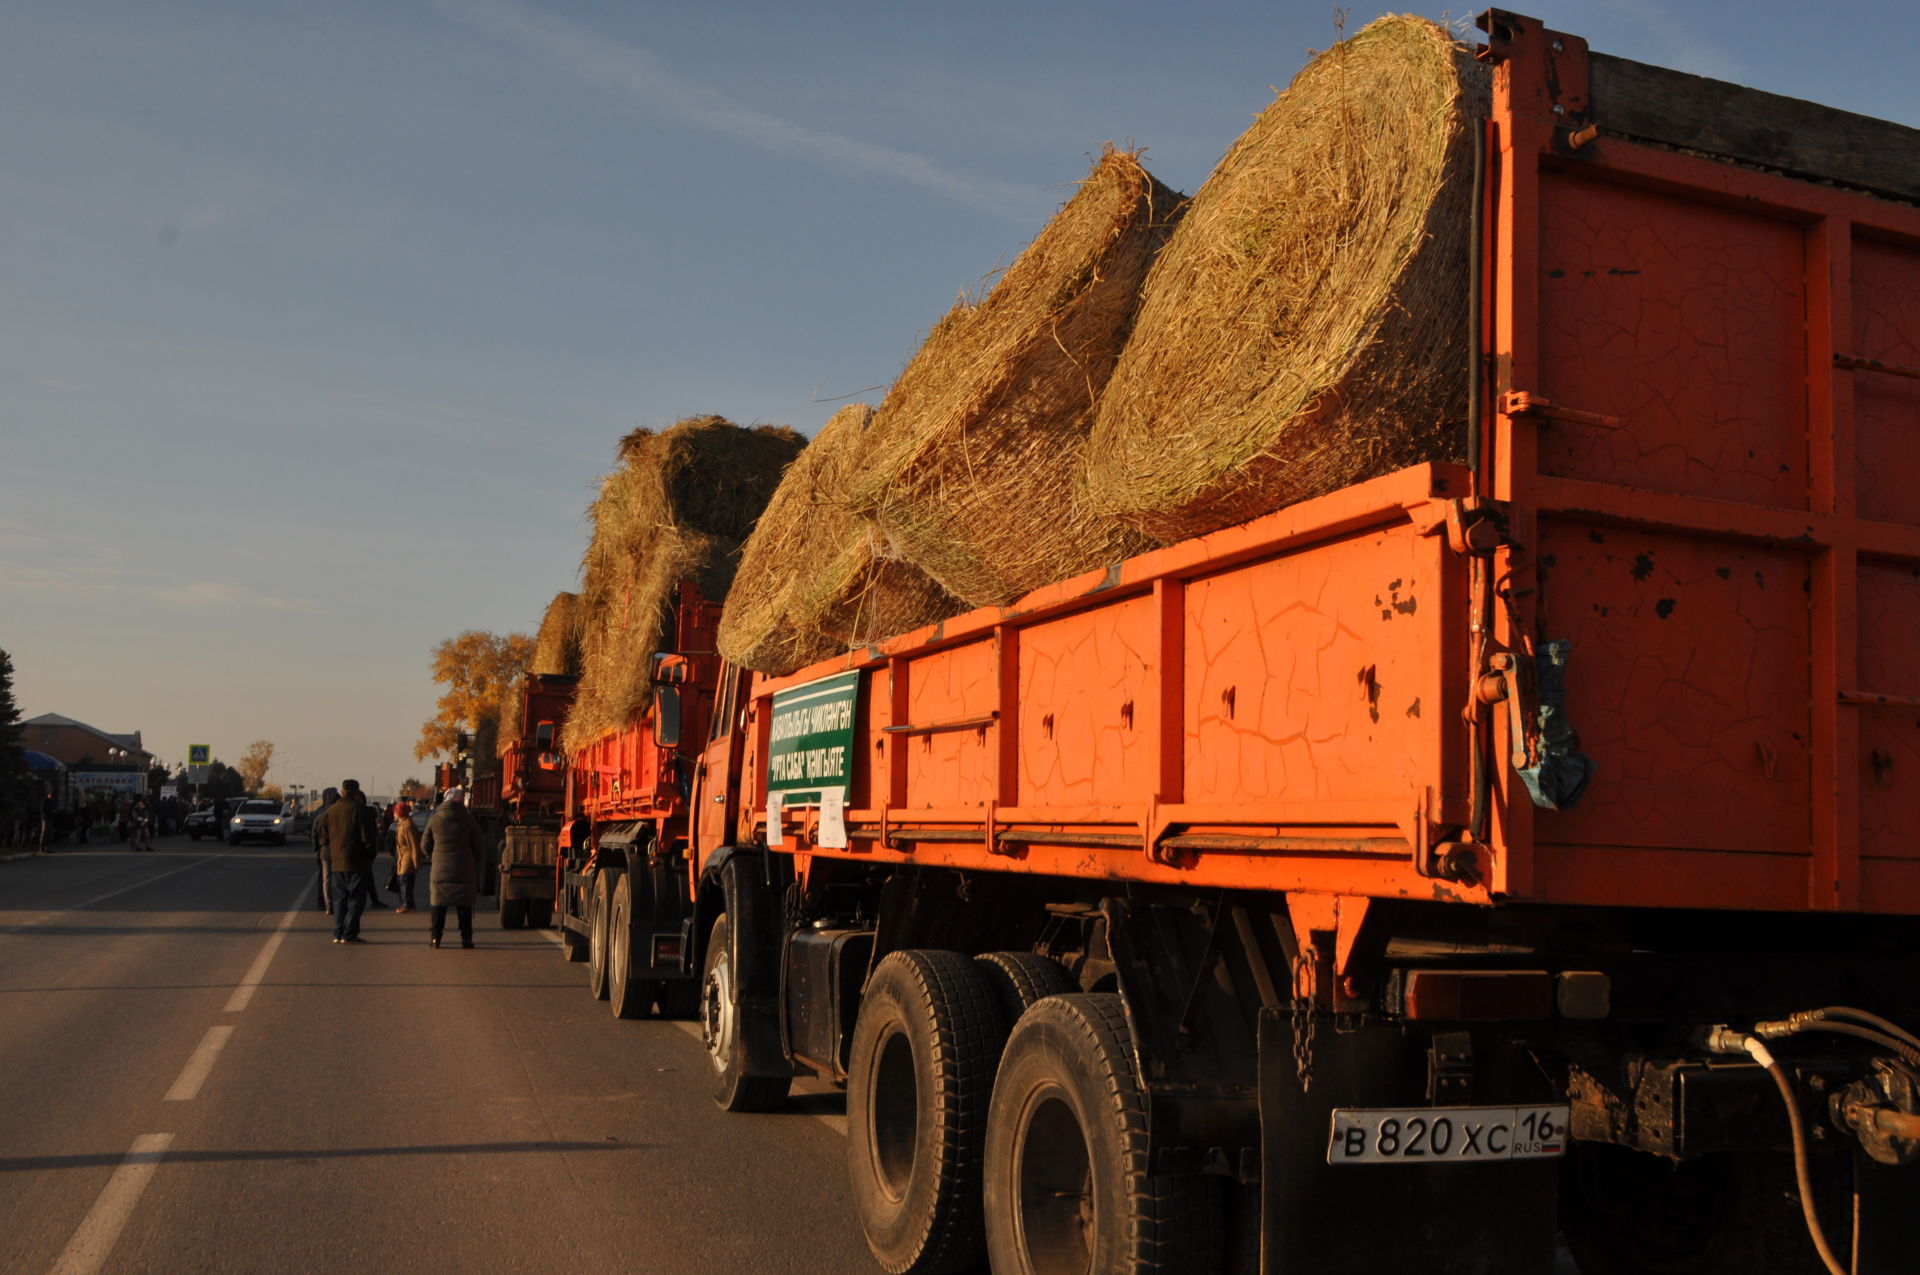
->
188, 744, 210, 765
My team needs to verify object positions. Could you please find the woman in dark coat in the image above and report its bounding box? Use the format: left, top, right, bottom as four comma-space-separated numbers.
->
422, 788, 485, 949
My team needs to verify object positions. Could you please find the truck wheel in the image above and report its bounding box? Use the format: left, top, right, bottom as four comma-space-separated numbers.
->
658, 978, 699, 1019
847, 949, 1006, 1275
587, 873, 611, 1000
984, 993, 1224, 1275
498, 893, 526, 930
702, 913, 789, 1112
974, 952, 1077, 1027
609, 875, 660, 1019
528, 899, 554, 929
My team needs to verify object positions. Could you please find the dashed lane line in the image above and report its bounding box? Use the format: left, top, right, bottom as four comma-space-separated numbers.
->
163, 1026, 233, 1102
46, 1133, 174, 1275
223, 882, 313, 1012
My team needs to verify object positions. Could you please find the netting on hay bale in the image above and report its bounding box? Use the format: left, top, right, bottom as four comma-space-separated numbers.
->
718, 403, 961, 677
848, 148, 1184, 607
566, 416, 805, 750
1085, 16, 1487, 541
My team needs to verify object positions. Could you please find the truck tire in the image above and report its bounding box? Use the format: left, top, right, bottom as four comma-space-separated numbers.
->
701, 913, 789, 1112
529, 899, 554, 929
974, 952, 1077, 1027
499, 892, 527, 930
984, 993, 1224, 1275
847, 949, 1007, 1275
609, 874, 661, 1020
587, 873, 611, 1000
658, 977, 699, 1019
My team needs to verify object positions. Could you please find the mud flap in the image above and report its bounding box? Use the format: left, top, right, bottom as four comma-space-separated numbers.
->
1256, 1009, 1559, 1273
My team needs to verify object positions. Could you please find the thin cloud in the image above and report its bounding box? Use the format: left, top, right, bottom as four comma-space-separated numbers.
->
435, 0, 1039, 220
0, 563, 314, 614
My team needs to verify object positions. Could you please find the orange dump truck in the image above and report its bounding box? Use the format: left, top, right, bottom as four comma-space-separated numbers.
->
568, 13, 1920, 1272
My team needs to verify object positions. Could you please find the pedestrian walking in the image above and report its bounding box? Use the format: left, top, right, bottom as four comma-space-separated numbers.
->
314, 779, 378, 943
392, 799, 423, 912
129, 798, 153, 852
422, 787, 484, 949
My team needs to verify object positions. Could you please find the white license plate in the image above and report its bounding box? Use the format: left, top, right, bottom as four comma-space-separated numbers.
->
1327, 1104, 1569, 1166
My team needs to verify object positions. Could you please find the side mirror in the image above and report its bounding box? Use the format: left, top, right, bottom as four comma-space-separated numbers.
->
654, 685, 682, 749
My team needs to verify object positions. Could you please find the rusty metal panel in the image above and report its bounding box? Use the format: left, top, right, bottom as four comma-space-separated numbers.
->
1536, 171, 1810, 510
901, 637, 997, 809
1859, 561, 1920, 861
1014, 592, 1158, 808
1533, 523, 1811, 856
1182, 528, 1454, 815
1853, 236, 1920, 528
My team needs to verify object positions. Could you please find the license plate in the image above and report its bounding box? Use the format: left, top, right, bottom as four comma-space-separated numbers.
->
1327, 1104, 1569, 1166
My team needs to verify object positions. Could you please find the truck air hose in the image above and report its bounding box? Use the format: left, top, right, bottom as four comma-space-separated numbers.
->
1763, 1007, 1920, 1058
1754, 1013, 1920, 1069
1708, 1031, 1851, 1275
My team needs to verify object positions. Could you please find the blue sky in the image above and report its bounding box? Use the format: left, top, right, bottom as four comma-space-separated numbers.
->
4, 0, 1916, 796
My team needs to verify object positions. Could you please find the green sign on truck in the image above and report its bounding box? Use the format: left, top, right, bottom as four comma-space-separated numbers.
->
765, 670, 859, 805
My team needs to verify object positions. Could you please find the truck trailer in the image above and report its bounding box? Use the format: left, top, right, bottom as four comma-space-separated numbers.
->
567, 13, 1920, 1272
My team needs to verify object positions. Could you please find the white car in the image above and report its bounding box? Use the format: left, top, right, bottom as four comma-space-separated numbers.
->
228, 799, 290, 846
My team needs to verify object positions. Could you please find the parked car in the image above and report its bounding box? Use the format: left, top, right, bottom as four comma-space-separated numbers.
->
184, 806, 223, 840
227, 799, 289, 846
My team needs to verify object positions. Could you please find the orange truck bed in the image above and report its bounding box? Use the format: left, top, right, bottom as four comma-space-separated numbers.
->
739, 17, 1920, 922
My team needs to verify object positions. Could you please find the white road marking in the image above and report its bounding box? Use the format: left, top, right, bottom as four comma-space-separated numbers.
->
163, 1026, 234, 1102
46, 1133, 174, 1275
9, 848, 239, 930
540, 929, 566, 949
223, 884, 312, 1012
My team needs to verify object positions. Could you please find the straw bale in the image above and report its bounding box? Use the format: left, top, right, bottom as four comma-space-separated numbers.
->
719, 404, 961, 676
531, 592, 583, 677
567, 416, 804, 749
849, 148, 1182, 606
1085, 16, 1487, 541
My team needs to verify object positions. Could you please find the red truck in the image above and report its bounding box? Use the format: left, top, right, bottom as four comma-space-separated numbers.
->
560, 14, 1920, 1272
554, 583, 721, 1017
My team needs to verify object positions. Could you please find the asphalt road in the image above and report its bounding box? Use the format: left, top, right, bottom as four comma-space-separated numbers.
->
0, 835, 871, 1275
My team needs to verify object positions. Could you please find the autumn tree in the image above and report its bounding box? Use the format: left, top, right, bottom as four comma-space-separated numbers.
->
415, 630, 532, 762
237, 740, 275, 793
398, 777, 429, 801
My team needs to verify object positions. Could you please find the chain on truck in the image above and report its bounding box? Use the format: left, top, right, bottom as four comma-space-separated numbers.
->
549, 12, 1920, 1273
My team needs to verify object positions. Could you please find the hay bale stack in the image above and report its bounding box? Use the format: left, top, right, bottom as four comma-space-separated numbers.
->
1085, 16, 1486, 541
848, 148, 1182, 606
498, 592, 585, 756
719, 404, 961, 676
568, 416, 805, 749
531, 592, 583, 677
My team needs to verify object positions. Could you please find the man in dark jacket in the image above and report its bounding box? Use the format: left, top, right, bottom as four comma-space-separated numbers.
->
422, 787, 486, 949
310, 787, 340, 912
315, 778, 378, 943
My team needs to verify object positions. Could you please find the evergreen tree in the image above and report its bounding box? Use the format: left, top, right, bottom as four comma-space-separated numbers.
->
0, 650, 36, 827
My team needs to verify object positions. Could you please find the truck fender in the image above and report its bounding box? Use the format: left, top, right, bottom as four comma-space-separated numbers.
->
696, 849, 791, 1078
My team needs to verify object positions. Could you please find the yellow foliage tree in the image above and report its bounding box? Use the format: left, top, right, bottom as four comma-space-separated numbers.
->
237, 740, 275, 793
415, 630, 532, 762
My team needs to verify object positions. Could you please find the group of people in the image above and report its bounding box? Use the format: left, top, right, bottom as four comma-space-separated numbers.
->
310, 780, 487, 948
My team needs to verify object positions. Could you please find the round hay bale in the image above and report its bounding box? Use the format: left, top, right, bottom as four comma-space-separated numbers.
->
569, 416, 805, 748
1085, 16, 1486, 541
530, 592, 583, 678
849, 148, 1182, 606
719, 404, 961, 676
